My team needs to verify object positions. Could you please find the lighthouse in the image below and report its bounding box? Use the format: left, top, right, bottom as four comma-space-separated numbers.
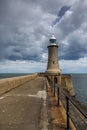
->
46, 35, 60, 74
45, 35, 75, 95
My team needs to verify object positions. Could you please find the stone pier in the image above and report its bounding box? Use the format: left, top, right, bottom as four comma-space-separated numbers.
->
0, 74, 86, 130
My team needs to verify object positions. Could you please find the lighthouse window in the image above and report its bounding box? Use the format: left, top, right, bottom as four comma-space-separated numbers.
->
53, 61, 55, 64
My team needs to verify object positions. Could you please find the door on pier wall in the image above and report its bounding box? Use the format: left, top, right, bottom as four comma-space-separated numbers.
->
54, 77, 57, 84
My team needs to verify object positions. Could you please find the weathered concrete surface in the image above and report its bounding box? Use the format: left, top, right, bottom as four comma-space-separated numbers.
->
61, 75, 75, 96
47, 87, 66, 130
0, 77, 48, 130
0, 73, 38, 96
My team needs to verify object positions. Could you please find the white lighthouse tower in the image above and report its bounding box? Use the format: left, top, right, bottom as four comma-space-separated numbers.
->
46, 35, 60, 74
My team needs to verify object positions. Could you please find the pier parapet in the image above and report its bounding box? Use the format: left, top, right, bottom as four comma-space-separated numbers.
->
0, 73, 38, 95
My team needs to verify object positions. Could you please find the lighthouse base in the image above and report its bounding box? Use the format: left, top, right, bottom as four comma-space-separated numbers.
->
46, 69, 61, 74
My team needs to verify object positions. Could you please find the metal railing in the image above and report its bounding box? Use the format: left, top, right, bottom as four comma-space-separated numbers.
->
65, 95, 87, 130
46, 78, 87, 130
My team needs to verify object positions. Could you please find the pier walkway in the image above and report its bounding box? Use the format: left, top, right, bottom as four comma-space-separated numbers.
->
0, 77, 46, 130
0, 76, 66, 130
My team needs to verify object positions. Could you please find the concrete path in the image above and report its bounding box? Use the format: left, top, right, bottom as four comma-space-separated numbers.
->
0, 77, 48, 130
47, 87, 66, 130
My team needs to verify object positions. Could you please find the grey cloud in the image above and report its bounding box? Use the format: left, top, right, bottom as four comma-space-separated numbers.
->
0, 0, 86, 63
55, 0, 87, 60
59, 43, 87, 60
58, 6, 71, 17
58, 0, 87, 36
22, 0, 74, 13
52, 6, 71, 26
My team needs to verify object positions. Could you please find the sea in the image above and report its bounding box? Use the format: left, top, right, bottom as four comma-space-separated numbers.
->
0, 73, 87, 107
71, 74, 87, 107
0, 73, 32, 79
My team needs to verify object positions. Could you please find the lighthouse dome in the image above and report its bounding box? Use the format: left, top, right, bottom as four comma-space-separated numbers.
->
51, 34, 56, 39
49, 34, 57, 45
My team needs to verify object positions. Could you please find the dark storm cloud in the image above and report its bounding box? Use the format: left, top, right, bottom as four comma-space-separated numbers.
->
0, 0, 60, 62
59, 41, 87, 60
52, 6, 71, 26
58, 6, 71, 17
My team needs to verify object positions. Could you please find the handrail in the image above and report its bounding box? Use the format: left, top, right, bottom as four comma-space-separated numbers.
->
56, 84, 87, 116
59, 85, 87, 130
46, 79, 87, 130
59, 85, 87, 119
66, 95, 87, 119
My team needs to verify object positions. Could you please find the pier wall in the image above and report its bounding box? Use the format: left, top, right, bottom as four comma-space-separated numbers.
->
61, 74, 75, 96
0, 73, 38, 95
39, 73, 75, 96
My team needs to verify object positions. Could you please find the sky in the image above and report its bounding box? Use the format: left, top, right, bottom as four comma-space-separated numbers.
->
0, 0, 87, 73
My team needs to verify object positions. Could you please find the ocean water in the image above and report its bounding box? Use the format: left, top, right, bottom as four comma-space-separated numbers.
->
71, 74, 87, 107
0, 73, 31, 79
